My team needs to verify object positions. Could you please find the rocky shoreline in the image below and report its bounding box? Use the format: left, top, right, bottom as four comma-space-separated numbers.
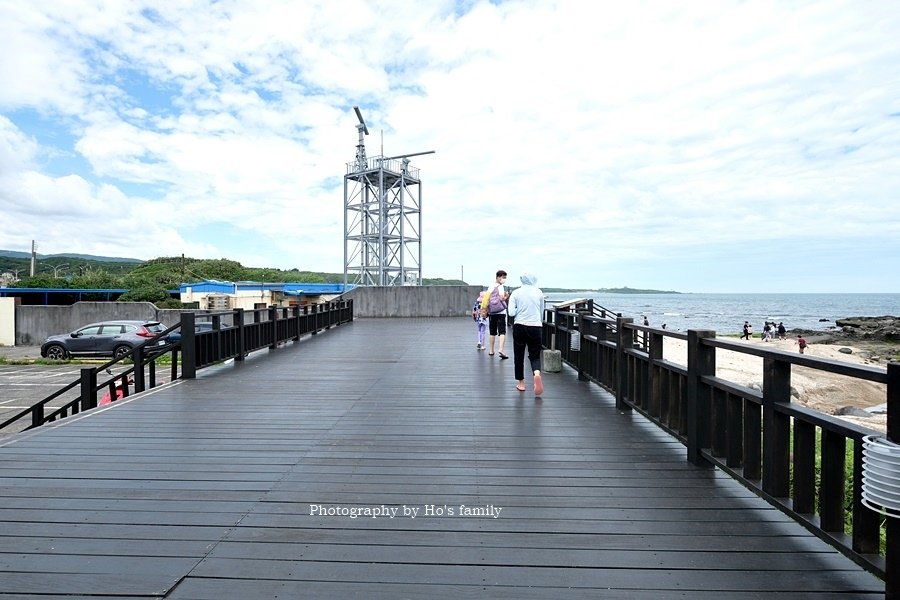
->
793, 315, 899, 364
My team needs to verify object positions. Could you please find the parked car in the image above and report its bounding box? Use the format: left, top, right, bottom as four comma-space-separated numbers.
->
164, 321, 228, 345
40, 320, 170, 360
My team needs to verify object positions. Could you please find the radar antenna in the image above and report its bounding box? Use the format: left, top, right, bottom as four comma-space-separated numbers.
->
382, 150, 435, 174
353, 106, 369, 170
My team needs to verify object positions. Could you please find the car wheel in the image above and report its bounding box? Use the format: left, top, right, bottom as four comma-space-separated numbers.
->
44, 344, 68, 360
113, 345, 132, 359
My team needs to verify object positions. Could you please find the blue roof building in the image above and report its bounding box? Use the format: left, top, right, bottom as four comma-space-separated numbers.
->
178, 281, 354, 309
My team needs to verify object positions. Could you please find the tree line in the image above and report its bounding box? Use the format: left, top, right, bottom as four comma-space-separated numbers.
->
4, 255, 464, 307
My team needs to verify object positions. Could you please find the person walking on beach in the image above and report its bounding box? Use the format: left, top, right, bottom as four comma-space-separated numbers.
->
507, 272, 545, 396
741, 321, 752, 340
797, 334, 807, 354
777, 322, 786, 340
473, 291, 487, 350
480, 270, 509, 359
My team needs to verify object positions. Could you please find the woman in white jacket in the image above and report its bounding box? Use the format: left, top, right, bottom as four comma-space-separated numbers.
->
507, 272, 545, 396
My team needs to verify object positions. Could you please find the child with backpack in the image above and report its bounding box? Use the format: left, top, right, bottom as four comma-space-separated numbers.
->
473, 292, 488, 350
479, 270, 510, 358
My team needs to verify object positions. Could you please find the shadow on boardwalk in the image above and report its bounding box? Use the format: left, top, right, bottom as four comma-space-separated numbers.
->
0, 318, 884, 598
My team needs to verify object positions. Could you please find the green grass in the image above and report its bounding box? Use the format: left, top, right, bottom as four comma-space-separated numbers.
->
792, 428, 888, 554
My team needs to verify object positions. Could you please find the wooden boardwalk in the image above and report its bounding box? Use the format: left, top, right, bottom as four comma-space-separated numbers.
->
0, 318, 884, 598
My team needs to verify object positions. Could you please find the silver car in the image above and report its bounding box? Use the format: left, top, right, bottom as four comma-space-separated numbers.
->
40, 320, 169, 360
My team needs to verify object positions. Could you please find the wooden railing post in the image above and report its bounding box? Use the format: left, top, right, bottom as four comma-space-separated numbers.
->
615, 317, 633, 411
268, 306, 278, 349
292, 305, 301, 340
30, 404, 45, 429
552, 307, 561, 352
133, 346, 145, 393
648, 330, 664, 418
686, 329, 715, 466
886, 362, 899, 599
574, 312, 588, 381
234, 308, 246, 361
762, 356, 791, 498
181, 312, 197, 379
80, 367, 97, 411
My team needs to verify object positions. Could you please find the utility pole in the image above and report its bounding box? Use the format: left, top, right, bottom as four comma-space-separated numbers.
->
30, 240, 37, 277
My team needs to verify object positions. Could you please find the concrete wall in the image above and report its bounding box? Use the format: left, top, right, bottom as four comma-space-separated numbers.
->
15, 302, 160, 346
0, 298, 14, 346
345, 285, 483, 317
6, 286, 485, 345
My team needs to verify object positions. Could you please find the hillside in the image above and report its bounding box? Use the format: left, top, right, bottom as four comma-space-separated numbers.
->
0, 250, 142, 263
0, 251, 465, 287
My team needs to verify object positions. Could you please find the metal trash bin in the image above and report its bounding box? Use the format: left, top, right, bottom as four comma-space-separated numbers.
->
570, 329, 581, 351
861, 435, 900, 519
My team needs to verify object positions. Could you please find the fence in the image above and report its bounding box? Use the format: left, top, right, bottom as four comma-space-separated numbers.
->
545, 300, 898, 597
1, 300, 353, 435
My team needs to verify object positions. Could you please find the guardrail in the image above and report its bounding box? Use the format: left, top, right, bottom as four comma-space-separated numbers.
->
545, 301, 897, 595
0, 300, 353, 434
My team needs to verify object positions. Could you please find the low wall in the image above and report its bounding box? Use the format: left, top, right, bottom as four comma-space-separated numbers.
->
8, 286, 485, 346
15, 302, 160, 346
345, 285, 483, 317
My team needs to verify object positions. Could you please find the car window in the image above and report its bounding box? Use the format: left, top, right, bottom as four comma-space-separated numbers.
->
123, 325, 138, 333
78, 326, 103, 335
99, 325, 125, 335
145, 323, 165, 333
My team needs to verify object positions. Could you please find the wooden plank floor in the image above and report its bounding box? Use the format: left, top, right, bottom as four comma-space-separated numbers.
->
0, 318, 884, 599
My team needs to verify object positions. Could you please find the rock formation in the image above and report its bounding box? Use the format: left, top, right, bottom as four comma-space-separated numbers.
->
834, 316, 900, 342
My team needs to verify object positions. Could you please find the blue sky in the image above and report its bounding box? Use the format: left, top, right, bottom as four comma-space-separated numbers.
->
1, 0, 899, 292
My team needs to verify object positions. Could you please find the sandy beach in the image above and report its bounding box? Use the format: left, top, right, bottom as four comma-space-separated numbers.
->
662, 336, 889, 433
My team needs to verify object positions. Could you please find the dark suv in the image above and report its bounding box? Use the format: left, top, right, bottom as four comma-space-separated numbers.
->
40, 320, 169, 360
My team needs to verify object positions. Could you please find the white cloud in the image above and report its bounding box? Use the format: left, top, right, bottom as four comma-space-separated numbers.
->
1, 0, 899, 291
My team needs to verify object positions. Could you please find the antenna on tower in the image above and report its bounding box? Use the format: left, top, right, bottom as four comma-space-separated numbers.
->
382, 150, 435, 174
353, 106, 369, 170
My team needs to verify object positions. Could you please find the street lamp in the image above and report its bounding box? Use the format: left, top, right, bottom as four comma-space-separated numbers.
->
50, 264, 69, 278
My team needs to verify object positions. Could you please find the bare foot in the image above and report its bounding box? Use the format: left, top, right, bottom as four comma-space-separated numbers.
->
533, 373, 543, 396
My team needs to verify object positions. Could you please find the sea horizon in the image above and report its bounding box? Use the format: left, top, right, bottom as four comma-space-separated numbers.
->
542, 291, 899, 335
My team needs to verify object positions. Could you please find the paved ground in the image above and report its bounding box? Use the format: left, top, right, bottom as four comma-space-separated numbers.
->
0, 346, 134, 436
0, 345, 41, 360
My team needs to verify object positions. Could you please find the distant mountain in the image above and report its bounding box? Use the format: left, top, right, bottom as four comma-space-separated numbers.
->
542, 286, 681, 294
0, 250, 143, 263
599, 286, 680, 294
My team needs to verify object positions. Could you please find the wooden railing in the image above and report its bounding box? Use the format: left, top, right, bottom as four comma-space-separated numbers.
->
0, 300, 353, 434
545, 301, 897, 595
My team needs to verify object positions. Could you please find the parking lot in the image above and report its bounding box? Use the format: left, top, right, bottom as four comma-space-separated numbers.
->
0, 346, 124, 437
0, 363, 91, 435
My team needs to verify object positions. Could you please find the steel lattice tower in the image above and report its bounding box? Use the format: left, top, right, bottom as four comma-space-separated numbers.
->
343, 107, 433, 287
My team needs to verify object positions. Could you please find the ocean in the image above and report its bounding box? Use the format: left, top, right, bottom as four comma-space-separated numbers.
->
543, 292, 900, 336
